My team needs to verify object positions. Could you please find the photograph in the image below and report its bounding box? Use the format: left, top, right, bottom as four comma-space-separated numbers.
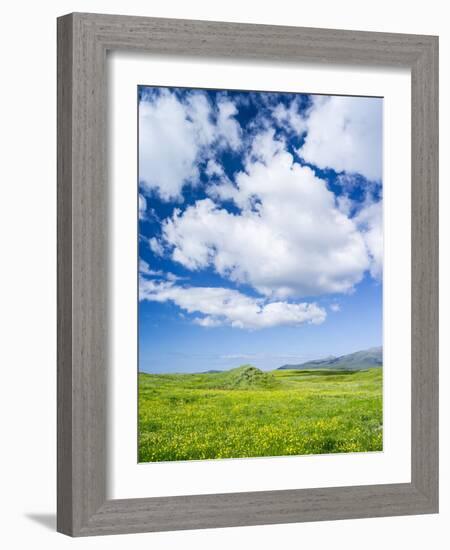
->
137, 85, 384, 462
1, 1, 442, 543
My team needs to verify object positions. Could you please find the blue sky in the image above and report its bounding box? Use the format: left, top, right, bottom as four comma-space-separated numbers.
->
138, 86, 383, 373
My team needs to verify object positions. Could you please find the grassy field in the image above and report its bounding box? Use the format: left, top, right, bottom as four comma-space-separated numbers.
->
138, 365, 383, 462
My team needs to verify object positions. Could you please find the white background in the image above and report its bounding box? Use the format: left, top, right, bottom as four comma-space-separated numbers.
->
0, 1, 447, 549
109, 54, 411, 498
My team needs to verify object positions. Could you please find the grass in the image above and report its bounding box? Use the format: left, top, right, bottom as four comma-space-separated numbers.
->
138, 365, 383, 462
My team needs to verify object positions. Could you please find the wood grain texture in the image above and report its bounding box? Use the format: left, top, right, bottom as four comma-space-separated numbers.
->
57, 12, 439, 536
410, 36, 439, 506
58, 12, 108, 535
57, 13, 74, 535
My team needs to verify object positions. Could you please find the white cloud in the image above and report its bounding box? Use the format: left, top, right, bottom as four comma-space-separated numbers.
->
297, 95, 383, 181
193, 317, 223, 328
216, 99, 242, 150
166, 271, 187, 282
204, 158, 236, 202
139, 91, 199, 201
185, 92, 216, 145
139, 278, 326, 329
249, 128, 285, 165
139, 259, 162, 276
205, 159, 225, 177
273, 97, 307, 135
160, 131, 372, 299
149, 237, 164, 257
139, 90, 241, 201
138, 194, 147, 220
355, 199, 383, 279
336, 195, 352, 216
139, 259, 186, 283
140, 95, 383, 329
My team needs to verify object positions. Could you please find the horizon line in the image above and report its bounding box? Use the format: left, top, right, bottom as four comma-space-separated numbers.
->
139, 344, 383, 375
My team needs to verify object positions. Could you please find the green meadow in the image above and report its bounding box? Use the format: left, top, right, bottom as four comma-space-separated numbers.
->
138, 365, 383, 462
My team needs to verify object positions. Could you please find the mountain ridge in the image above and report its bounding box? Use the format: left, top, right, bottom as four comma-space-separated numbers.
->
277, 346, 382, 371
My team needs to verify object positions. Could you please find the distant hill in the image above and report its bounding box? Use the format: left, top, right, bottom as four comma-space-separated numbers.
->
278, 346, 382, 371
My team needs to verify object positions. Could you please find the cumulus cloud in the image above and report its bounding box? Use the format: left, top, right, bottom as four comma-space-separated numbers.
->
296, 95, 383, 181
355, 199, 383, 279
216, 99, 242, 150
248, 128, 285, 165
272, 97, 307, 135
139, 90, 241, 201
158, 130, 372, 299
139, 277, 326, 329
204, 158, 236, 202
139, 91, 383, 332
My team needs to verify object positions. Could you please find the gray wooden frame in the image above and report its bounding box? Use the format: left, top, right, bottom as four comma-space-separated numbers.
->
57, 12, 439, 537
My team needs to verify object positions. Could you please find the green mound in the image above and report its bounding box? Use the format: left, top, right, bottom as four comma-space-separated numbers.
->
213, 365, 278, 390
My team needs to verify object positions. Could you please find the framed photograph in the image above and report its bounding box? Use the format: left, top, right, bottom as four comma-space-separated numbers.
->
57, 13, 438, 536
